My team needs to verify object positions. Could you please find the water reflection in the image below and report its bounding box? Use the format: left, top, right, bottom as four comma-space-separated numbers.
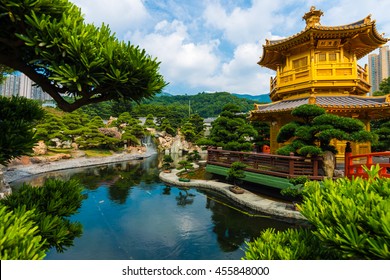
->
11, 155, 296, 260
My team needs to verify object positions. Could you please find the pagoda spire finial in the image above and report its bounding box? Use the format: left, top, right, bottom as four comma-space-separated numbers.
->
303, 6, 323, 29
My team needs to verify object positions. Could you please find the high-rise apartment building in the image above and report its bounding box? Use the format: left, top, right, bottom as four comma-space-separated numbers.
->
368, 45, 390, 95
0, 72, 52, 101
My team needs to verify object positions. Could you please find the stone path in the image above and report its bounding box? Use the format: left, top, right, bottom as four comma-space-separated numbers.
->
159, 169, 306, 223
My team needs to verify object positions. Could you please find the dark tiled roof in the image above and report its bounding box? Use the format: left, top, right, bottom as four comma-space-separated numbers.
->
266, 17, 376, 47
317, 96, 387, 107
253, 96, 389, 113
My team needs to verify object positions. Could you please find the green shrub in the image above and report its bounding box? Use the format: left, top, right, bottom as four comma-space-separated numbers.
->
0, 205, 46, 260
244, 165, 390, 259
1, 178, 84, 253
243, 228, 338, 260
226, 161, 246, 185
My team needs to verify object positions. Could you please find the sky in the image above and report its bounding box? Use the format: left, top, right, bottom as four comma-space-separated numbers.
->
71, 0, 390, 96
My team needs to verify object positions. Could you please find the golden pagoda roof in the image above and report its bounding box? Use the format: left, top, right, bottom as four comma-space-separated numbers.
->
250, 94, 390, 119
259, 7, 389, 70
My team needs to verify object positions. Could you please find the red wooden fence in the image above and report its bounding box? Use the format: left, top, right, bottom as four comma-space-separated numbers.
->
207, 148, 324, 180
344, 151, 390, 179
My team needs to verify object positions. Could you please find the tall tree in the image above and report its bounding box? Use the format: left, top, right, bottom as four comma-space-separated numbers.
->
0, 0, 166, 112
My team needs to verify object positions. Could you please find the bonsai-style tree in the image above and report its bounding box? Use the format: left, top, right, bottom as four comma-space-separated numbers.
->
144, 114, 156, 128
226, 161, 247, 186
277, 104, 376, 156
178, 160, 193, 172
202, 103, 257, 151
187, 150, 201, 162
159, 118, 175, 135
0, 0, 166, 112
180, 122, 197, 142
162, 154, 174, 170
276, 104, 377, 177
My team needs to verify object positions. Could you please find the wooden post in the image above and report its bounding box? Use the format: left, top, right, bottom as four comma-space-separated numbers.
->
289, 152, 295, 176
344, 142, 352, 178
312, 156, 318, 177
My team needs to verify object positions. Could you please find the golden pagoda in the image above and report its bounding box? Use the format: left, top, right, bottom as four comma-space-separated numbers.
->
250, 6, 390, 158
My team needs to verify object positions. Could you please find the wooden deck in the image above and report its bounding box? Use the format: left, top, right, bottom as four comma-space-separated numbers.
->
207, 149, 324, 180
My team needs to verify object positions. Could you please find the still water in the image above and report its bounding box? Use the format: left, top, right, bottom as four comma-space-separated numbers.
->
11, 155, 295, 260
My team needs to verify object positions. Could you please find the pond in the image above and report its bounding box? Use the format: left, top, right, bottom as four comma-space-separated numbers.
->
11, 155, 296, 260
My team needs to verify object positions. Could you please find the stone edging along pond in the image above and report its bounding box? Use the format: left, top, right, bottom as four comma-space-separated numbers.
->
159, 169, 306, 223
2, 153, 305, 223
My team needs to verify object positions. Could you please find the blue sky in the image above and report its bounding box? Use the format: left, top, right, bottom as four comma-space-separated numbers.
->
71, 0, 390, 96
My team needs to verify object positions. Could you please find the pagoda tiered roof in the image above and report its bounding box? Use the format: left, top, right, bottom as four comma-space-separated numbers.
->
251, 95, 390, 119
259, 9, 389, 70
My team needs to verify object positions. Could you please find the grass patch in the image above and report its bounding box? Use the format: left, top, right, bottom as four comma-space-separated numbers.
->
48, 148, 72, 154
179, 167, 213, 180
83, 149, 114, 157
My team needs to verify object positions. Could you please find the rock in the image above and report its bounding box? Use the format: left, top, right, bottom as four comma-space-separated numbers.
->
0, 169, 12, 198
50, 138, 62, 148
30, 156, 47, 164
62, 140, 72, 149
33, 140, 48, 155
323, 151, 335, 178
71, 150, 86, 158
71, 142, 79, 150
334, 169, 344, 177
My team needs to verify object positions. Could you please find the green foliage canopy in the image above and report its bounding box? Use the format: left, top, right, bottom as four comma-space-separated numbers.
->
1, 178, 85, 256
0, 205, 46, 260
276, 104, 376, 156
205, 104, 257, 151
0, 96, 45, 165
0, 0, 166, 112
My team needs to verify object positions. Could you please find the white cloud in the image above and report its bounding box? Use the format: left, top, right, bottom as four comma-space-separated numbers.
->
204, 43, 271, 94
71, 0, 151, 37
69, 0, 390, 95
203, 0, 292, 45
126, 20, 221, 90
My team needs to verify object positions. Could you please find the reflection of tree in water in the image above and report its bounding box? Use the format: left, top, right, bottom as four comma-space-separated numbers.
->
204, 191, 294, 252
162, 185, 171, 195
68, 158, 160, 204
175, 188, 196, 206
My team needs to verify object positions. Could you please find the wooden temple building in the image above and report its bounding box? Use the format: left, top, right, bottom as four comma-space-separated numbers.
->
250, 6, 390, 158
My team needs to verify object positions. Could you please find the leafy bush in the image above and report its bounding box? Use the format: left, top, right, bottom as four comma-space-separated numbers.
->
1, 179, 85, 253
280, 176, 310, 198
244, 165, 390, 259
243, 228, 338, 260
0, 96, 45, 165
0, 205, 46, 260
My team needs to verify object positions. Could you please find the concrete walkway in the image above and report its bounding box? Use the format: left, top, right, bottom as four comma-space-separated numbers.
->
159, 169, 306, 223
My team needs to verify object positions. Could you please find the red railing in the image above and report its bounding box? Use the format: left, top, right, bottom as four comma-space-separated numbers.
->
207, 149, 324, 180
345, 151, 390, 179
